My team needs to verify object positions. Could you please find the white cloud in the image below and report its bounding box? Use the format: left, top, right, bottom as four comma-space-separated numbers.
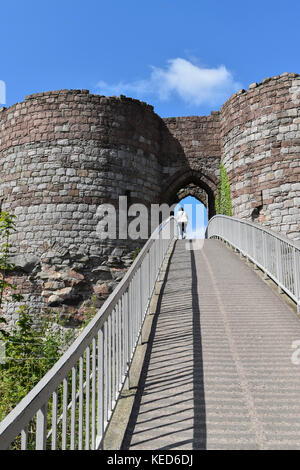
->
96, 58, 241, 107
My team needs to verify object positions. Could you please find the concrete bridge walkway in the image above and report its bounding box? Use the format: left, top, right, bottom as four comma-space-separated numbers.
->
121, 239, 300, 450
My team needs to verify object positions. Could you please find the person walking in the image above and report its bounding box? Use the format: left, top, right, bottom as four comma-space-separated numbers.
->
176, 206, 188, 239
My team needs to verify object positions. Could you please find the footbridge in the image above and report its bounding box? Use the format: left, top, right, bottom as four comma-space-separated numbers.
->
1, 216, 300, 450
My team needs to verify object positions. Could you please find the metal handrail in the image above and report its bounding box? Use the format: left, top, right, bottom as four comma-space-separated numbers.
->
207, 215, 300, 312
0, 216, 178, 450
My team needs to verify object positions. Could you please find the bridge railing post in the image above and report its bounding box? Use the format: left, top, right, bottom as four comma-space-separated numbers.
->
35, 404, 48, 450
275, 238, 283, 293
292, 246, 300, 313
262, 230, 268, 279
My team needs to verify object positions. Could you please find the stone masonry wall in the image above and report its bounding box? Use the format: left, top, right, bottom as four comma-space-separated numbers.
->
0, 90, 164, 255
162, 114, 221, 183
220, 73, 300, 241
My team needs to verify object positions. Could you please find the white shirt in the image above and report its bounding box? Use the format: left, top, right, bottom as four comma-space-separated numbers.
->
176, 209, 188, 224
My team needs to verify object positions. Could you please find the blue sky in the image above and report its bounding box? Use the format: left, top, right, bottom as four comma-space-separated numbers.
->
1, 0, 300, 117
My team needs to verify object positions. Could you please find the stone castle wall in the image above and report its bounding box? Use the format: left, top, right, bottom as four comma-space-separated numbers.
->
0, 91, 223, 261
220, 73, 300, 240
162, 114, 221, 176
0, 90, 165, 257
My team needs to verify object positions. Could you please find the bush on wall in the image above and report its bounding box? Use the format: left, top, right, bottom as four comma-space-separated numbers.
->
215, 163, 233, 216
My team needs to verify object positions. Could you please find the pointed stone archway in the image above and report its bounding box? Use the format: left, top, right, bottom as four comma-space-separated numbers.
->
176, 183, 208, 208
160, 169, 218, 220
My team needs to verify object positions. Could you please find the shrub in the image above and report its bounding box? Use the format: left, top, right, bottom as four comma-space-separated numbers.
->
215, 163, 233, 216
0, 309, 73, 421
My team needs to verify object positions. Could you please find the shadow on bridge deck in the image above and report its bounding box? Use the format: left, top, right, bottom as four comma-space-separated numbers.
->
122, 241, 206, 450
121, 239, 300, 450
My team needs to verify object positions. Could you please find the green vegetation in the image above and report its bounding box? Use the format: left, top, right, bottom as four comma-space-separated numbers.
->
215, 162, 233, 216
0, 210, 73, 425
0, 311, 73, 422
132, 247, 142, 260
0, 211, 23, 336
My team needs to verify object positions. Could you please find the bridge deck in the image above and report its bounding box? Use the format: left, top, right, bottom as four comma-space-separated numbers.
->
122, 239, 300, 450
